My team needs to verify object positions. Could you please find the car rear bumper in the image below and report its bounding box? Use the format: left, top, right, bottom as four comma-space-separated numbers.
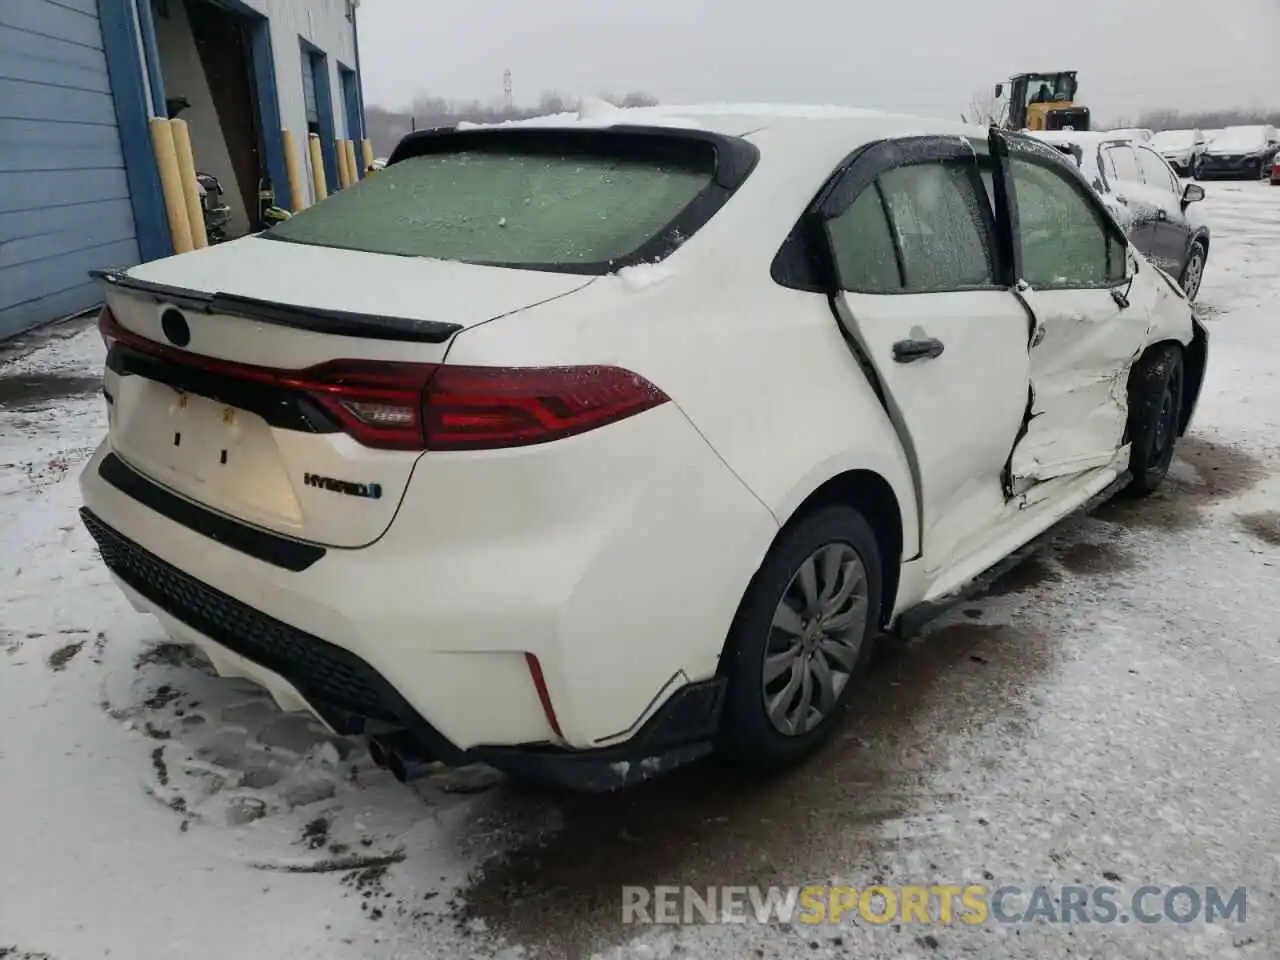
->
81, 507, 729, 789
79, 402, 777, 782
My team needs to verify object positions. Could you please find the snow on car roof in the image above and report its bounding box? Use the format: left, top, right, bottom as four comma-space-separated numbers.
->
449, 101, 990, 179
453, 99, 981, 139
1151, 129, 1199, 146
1031, 130, 1135, 151
1208, 125, 1276, 151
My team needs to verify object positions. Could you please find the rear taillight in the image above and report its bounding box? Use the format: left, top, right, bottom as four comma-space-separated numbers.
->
282, 360, 437, 451
99, 305, 122, 352
421, 364, 668, 451
97, 307, 668, 451
299, 360, 669, 451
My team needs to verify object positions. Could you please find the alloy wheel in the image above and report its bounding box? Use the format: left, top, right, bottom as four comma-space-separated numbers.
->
762, 543, 869, 736
1183, 249, 1205, 301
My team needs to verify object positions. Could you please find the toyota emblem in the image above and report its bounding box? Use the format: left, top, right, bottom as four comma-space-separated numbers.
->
161, 308, 191, 347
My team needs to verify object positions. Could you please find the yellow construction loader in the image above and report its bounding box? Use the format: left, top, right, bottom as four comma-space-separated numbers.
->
996, 72, 1091, 132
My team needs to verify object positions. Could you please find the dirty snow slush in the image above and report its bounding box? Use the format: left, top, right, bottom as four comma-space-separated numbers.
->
2, 183, 1278, 959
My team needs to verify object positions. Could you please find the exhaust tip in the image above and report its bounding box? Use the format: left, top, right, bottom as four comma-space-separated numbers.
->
367, 730, 433, 783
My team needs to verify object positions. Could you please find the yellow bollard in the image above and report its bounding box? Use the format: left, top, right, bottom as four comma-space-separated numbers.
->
169, 119, 207, 250
361, 139, 375, 176
282, 128, 306, 212
307, 132, 327, 201
149, 117, 193, 254
336, 138, 353, 189
343, 139, 359, 188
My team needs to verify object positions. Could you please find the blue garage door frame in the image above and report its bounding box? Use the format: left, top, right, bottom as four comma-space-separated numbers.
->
0, 0, 165, 339
300, 38, 338, 194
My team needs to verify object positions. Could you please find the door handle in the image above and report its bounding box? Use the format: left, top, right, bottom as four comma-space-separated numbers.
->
892, 337, 945, 363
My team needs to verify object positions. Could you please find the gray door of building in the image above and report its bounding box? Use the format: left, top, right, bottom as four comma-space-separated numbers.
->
0, 0, 141, 339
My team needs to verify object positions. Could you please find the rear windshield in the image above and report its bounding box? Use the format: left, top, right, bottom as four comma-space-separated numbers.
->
265, 141, 720, 271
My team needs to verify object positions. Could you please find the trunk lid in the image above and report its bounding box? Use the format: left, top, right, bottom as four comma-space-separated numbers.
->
99, 237, 591, 549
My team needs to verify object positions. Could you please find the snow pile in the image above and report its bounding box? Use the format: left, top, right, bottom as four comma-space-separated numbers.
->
0, 326, 515, 959
614, 261, 677, 291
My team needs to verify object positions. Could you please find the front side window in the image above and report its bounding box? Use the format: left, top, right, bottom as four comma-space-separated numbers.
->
1136, 148, 1178, 194
1010, 157, 1126, 288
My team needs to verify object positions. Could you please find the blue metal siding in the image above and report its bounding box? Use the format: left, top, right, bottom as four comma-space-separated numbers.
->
0, 0, 140, 339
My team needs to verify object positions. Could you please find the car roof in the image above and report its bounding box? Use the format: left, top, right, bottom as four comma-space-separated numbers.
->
457, 101, 988, 165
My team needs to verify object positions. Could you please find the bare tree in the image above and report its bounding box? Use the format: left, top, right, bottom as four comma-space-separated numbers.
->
621, 91, 660, 108
537, 91, 570, 116
963, 88, 1001, 126
1133, 107, 1280, 132
362, 89, 660, 156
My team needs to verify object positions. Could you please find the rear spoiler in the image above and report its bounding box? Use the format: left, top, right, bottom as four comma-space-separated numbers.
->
386, 124, 760, 191
89, 269, 463, 344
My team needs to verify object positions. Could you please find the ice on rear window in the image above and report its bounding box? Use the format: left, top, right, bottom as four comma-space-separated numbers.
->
264, 150, 712, 270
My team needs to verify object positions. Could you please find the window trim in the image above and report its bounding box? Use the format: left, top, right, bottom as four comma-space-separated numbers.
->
813, 135, 1006, 296
993, 130, 1130, 291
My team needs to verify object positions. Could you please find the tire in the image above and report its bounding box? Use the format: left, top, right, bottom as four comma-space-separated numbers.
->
1180, 242, 1206, 302
717, 505, 882, 770
1125, 344, 1184, 497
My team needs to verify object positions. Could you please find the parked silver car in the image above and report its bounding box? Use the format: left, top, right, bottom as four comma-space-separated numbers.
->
1034, 131, 1210, 300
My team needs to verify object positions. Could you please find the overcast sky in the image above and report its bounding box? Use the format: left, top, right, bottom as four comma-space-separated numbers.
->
358, 0, 1278, 122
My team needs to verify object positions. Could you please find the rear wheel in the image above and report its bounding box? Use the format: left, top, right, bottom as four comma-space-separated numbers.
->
717, 505, 882, 770
1180, 242, 1206, 301
1126, 344, 1184, 497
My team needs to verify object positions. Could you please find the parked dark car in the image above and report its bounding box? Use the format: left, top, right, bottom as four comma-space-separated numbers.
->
1271, 154, 1280, 186
1034, 132, 1211, 300
1196, 125, 1280, 180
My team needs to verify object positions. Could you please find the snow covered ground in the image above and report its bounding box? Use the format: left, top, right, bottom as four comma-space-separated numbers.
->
2, 183, 1278, 960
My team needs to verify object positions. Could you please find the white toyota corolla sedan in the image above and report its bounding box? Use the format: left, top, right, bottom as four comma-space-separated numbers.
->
80, 105, 1208, 790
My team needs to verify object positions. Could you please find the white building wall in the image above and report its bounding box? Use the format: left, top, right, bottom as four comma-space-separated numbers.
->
241, 0, 359, 206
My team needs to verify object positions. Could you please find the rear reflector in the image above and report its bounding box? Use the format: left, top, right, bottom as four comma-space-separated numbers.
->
524, 652, 563, 738
97, 306, 669, 451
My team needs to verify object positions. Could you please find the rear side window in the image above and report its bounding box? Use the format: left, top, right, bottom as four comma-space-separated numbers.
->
827, 187, 902, 292
827, 161, 995, 294
878, 163, 995, 291
1011, 157, 1126, 288
265, 134, 745, 273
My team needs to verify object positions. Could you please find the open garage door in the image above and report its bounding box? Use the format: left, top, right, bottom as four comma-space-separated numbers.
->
0, 0, 142, 339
